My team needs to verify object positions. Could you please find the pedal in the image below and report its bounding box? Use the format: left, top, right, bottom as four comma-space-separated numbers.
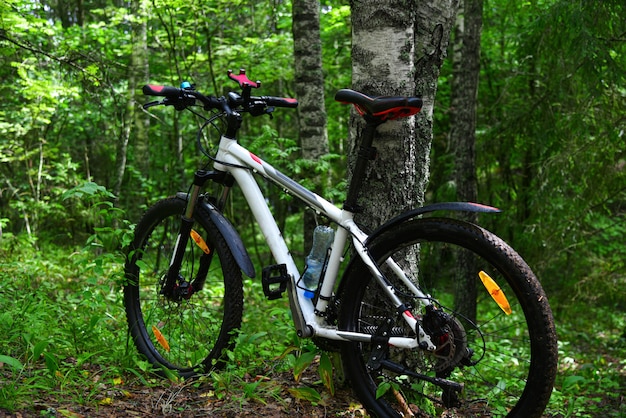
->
262, 264, 289, 300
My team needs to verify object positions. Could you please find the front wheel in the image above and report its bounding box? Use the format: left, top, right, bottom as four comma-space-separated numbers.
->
338, 217, 557, 417
124, 196, 243, 377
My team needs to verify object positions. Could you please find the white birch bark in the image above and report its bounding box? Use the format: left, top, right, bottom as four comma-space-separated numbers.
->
350, 0, 459, 229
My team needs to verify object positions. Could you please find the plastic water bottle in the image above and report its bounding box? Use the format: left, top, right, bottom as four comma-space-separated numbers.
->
302, 225, 335, 298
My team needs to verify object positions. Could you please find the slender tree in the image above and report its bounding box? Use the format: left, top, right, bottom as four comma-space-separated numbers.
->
114, 0, 149, 202
449, 0, 483, 323
292, 0, 330, 247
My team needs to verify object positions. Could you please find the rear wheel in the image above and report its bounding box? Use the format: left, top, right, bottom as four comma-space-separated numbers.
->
339, 217, 557, 417
124, 196, 243, 377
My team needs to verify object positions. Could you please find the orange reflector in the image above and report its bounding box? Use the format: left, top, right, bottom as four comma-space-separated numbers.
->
479, 271, 512, 315
152, 325, 171, 352
190, 229, 211, 254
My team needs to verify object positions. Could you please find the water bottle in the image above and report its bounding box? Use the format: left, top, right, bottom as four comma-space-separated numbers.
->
302, 225, 335, 299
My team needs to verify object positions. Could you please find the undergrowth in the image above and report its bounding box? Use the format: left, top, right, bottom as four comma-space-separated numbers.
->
0, 227, 336, 415
0, 230, 625, 416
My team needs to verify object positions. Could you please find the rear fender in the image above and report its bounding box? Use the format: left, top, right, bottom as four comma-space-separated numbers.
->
176, 192, 255, 278
367, 201, 500, 244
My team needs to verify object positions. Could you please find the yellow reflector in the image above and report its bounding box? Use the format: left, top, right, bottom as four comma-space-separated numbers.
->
152, 325, 171, 352
479, 271, 512, 315
190, 229, 211, 254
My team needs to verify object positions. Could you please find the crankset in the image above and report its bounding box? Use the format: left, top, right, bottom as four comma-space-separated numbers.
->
363, 308, 476, 408
364, 315, 464, 403
378, 357, 464, 395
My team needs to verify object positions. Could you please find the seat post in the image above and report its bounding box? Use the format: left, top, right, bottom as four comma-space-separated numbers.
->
343, 118, 381, 213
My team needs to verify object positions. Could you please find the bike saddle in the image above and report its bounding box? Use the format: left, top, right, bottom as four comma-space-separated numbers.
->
335, 89, 423, 122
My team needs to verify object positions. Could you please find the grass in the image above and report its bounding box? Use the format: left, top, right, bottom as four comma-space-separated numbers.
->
0, 230, 625, 417
0, 230, 328, 415
548, 303, 626, 417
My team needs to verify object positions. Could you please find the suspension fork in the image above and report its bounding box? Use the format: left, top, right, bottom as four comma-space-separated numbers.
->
191, 172, 235, 292
162, 169, 232, 297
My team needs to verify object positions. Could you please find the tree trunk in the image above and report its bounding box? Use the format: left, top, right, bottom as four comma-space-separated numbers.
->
114, 0, 148, 203
449, 0, 483, 324
292, 0, 329, 250
350, 0, 459, 230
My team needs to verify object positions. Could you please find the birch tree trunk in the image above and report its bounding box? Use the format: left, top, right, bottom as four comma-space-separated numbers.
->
350, 0, 459, 230
292, 0, 329, 247
450, 0, 483, 323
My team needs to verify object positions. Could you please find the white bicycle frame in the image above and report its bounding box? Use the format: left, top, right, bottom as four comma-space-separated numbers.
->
212, 133, 436, 351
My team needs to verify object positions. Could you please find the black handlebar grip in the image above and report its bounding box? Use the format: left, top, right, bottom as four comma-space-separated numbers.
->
265, 97, 298, 108
142, 84, 181, 97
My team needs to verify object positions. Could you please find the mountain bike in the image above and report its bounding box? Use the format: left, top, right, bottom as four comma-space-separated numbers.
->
123, 69, 558, 417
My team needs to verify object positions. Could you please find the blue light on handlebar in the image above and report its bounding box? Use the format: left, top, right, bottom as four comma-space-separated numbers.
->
180, 81, 191, 89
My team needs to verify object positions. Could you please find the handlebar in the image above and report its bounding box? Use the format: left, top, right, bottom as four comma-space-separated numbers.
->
142, 69, 298, 116
142, 84, 221, 111
142, 84, 186, 98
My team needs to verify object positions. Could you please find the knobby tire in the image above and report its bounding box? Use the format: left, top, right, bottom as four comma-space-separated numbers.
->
339, 217, 557, 417
124, 196, 243, 377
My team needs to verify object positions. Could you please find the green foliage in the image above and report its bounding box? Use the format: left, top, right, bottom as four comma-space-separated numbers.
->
0, 238, 129, 411
548, 308, 626, 417
0, 355, 23, 371
1, 218, 625, 415
432, 0, 626, 310
0, 0, 352, 247
0, 205, 297, 412
1, 0, 625, 415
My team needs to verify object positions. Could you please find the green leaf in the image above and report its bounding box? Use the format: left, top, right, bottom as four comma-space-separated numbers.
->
563, 375, 587, 391
61, 181, 115, 200
43, 352, 58, 374
318, 352, 334, 396
375, 381, 391, 399
32, 340, 50, 359
292, 350, 316, 383
287, 386, 321, 404
0, 354, 24, 370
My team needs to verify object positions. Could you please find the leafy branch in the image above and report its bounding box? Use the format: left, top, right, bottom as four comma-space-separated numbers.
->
0, 30, 112, 88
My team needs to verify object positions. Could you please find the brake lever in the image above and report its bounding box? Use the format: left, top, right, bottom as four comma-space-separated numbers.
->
143, 100, 162, 110
150, 95, 194, 111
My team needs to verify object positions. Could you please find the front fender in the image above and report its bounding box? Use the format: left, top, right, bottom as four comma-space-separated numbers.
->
366, 202, 500, 244
176, 192, 255, 278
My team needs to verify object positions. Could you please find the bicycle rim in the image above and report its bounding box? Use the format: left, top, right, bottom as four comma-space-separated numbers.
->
124, 197, 243, 376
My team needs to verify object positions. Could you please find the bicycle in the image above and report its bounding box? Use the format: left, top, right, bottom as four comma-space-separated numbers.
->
123, 69, 558, 417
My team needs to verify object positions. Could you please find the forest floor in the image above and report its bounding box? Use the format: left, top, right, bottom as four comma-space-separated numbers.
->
0, 365, 365, 418
1, 350, 625, 418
